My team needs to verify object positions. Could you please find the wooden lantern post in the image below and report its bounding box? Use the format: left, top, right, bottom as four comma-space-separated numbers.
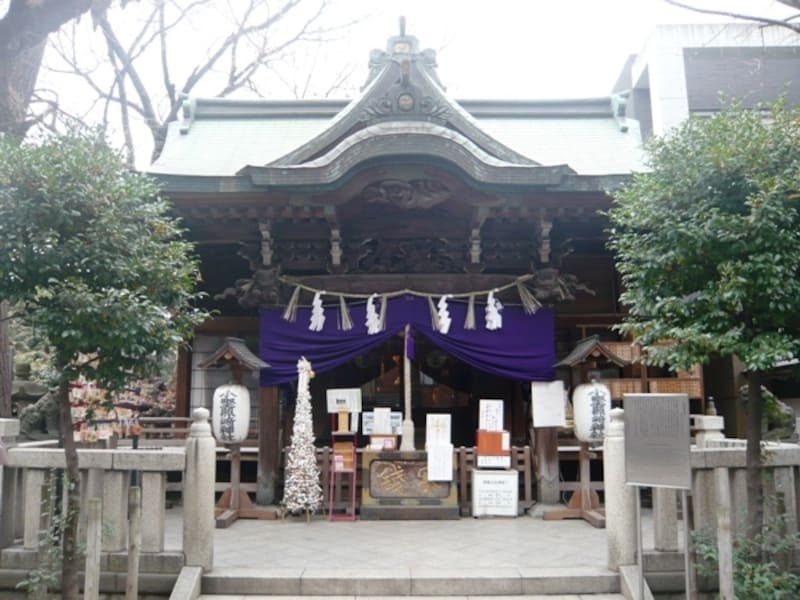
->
198, 337, 275, 527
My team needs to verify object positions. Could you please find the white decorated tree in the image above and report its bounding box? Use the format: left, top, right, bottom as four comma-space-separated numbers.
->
282, 357, 323, 520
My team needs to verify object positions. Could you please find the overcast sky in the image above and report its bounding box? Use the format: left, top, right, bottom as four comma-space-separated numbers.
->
315, 0, 798, 99
9, 0, 796, 166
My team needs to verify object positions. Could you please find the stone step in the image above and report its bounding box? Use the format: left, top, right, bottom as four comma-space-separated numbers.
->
198, 596, 625, 600
200, 567, 620, 596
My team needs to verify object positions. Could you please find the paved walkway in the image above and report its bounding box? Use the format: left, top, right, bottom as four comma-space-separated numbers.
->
167, 504, 615, 570
163, 505, 649, 598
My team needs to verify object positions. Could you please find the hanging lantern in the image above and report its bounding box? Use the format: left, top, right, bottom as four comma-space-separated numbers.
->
572, 380, 611, 443
212, 384, 251, 443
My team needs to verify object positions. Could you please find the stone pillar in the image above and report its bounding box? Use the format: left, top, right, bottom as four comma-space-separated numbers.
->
692, 414, 725, 540
141, 471, 166, 552
694, 415, 724, 449
0, 418, 20, 548
604, 408, 636, 569
653, 488, 679, 551
183, 408, 215, 571
102, 470, 128, 551
714, 467, 734, 599
23, 469, 45, 549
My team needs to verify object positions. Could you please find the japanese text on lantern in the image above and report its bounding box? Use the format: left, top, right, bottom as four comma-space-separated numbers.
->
219, 389, 237, 441
589, 388, 606, 439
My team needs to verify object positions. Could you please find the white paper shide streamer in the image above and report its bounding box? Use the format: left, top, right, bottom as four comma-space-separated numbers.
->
485, 291, 503, 330
366, 293, 381, 335
308, 292, 326, 331
437, 295, 452, 334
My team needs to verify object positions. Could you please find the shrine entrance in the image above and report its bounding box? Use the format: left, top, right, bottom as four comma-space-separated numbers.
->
309, 333, 529, 449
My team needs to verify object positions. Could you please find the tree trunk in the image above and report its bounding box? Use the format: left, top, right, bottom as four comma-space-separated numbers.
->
57, 376, 81, 599
0, 300, 12, 418
0, 40, 45, 137
745, 369, 764, 540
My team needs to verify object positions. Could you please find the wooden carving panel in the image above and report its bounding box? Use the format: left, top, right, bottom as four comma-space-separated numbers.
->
344, 237, 465, 273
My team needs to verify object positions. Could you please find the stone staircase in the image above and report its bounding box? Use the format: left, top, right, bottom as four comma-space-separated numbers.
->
195, 566, 622, 596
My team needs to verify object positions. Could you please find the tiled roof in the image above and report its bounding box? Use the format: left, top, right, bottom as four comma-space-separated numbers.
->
555, 335, 630, 368
147, 104, 644, 177
148, 28, 644, 180
197, 337, 269, 371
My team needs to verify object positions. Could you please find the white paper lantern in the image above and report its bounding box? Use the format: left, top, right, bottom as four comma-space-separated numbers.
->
572, 381, 611, 443
212, 384, 251, 443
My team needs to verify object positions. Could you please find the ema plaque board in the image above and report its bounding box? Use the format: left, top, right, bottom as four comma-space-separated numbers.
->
624, 393, 691, 489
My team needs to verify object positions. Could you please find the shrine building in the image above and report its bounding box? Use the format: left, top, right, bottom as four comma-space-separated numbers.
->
147, 23, 800, 506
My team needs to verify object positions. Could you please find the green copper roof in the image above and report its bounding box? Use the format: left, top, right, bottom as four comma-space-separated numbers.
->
147, 102, 644, 177
147, 27, 644, 180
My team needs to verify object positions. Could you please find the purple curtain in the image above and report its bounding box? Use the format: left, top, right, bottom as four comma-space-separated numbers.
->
259, 295, 554, 385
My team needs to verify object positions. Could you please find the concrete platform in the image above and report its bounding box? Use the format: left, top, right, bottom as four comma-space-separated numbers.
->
177, 503, 628, 597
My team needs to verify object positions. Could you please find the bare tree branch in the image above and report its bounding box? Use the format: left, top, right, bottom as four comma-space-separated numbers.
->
98, 15, 161, 139
103, 30, 136, 166
175, 0, 303, 108
48, 28, 147, 118
33, 0, 361, 160
158, 1, 176, 107
663, 0, 800, 33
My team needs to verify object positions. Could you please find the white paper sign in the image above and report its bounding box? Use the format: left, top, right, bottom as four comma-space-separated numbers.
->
531, 381, 567, 428
426, 414, 451, 448
326, 388, 362, 413
478, 399, 504, 431
362, 411, 402, 435
372, 407, 392, 435
472, 470, 518, 516
427, 443, 454, 481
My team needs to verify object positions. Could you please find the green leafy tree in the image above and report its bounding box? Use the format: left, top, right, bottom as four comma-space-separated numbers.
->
0, 130, 207, 598
607, 99, 800, 539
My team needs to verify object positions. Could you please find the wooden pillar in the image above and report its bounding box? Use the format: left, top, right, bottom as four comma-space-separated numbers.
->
535, 426, 560, 504
511, 383, 526, 443
256, 386, 280, 505
175, 347, 191, 418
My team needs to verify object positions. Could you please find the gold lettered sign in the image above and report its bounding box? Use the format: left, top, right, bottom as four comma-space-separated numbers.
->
369, 458, 451, 499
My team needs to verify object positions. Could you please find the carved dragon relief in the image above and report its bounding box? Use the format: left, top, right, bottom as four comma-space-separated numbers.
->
360, 178, 451, 209
344, 237, 465, 274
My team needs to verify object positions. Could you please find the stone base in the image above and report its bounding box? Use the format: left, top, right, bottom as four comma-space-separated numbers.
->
359, 504, 460, 520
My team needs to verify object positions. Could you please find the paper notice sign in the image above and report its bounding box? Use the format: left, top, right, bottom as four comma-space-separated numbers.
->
372, 407, 392, 435
426, 413, 451, 448
326, 388, 362, 413
478, 399, 504, 431
427, 443, 454, 481
531, 381, 567, 428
